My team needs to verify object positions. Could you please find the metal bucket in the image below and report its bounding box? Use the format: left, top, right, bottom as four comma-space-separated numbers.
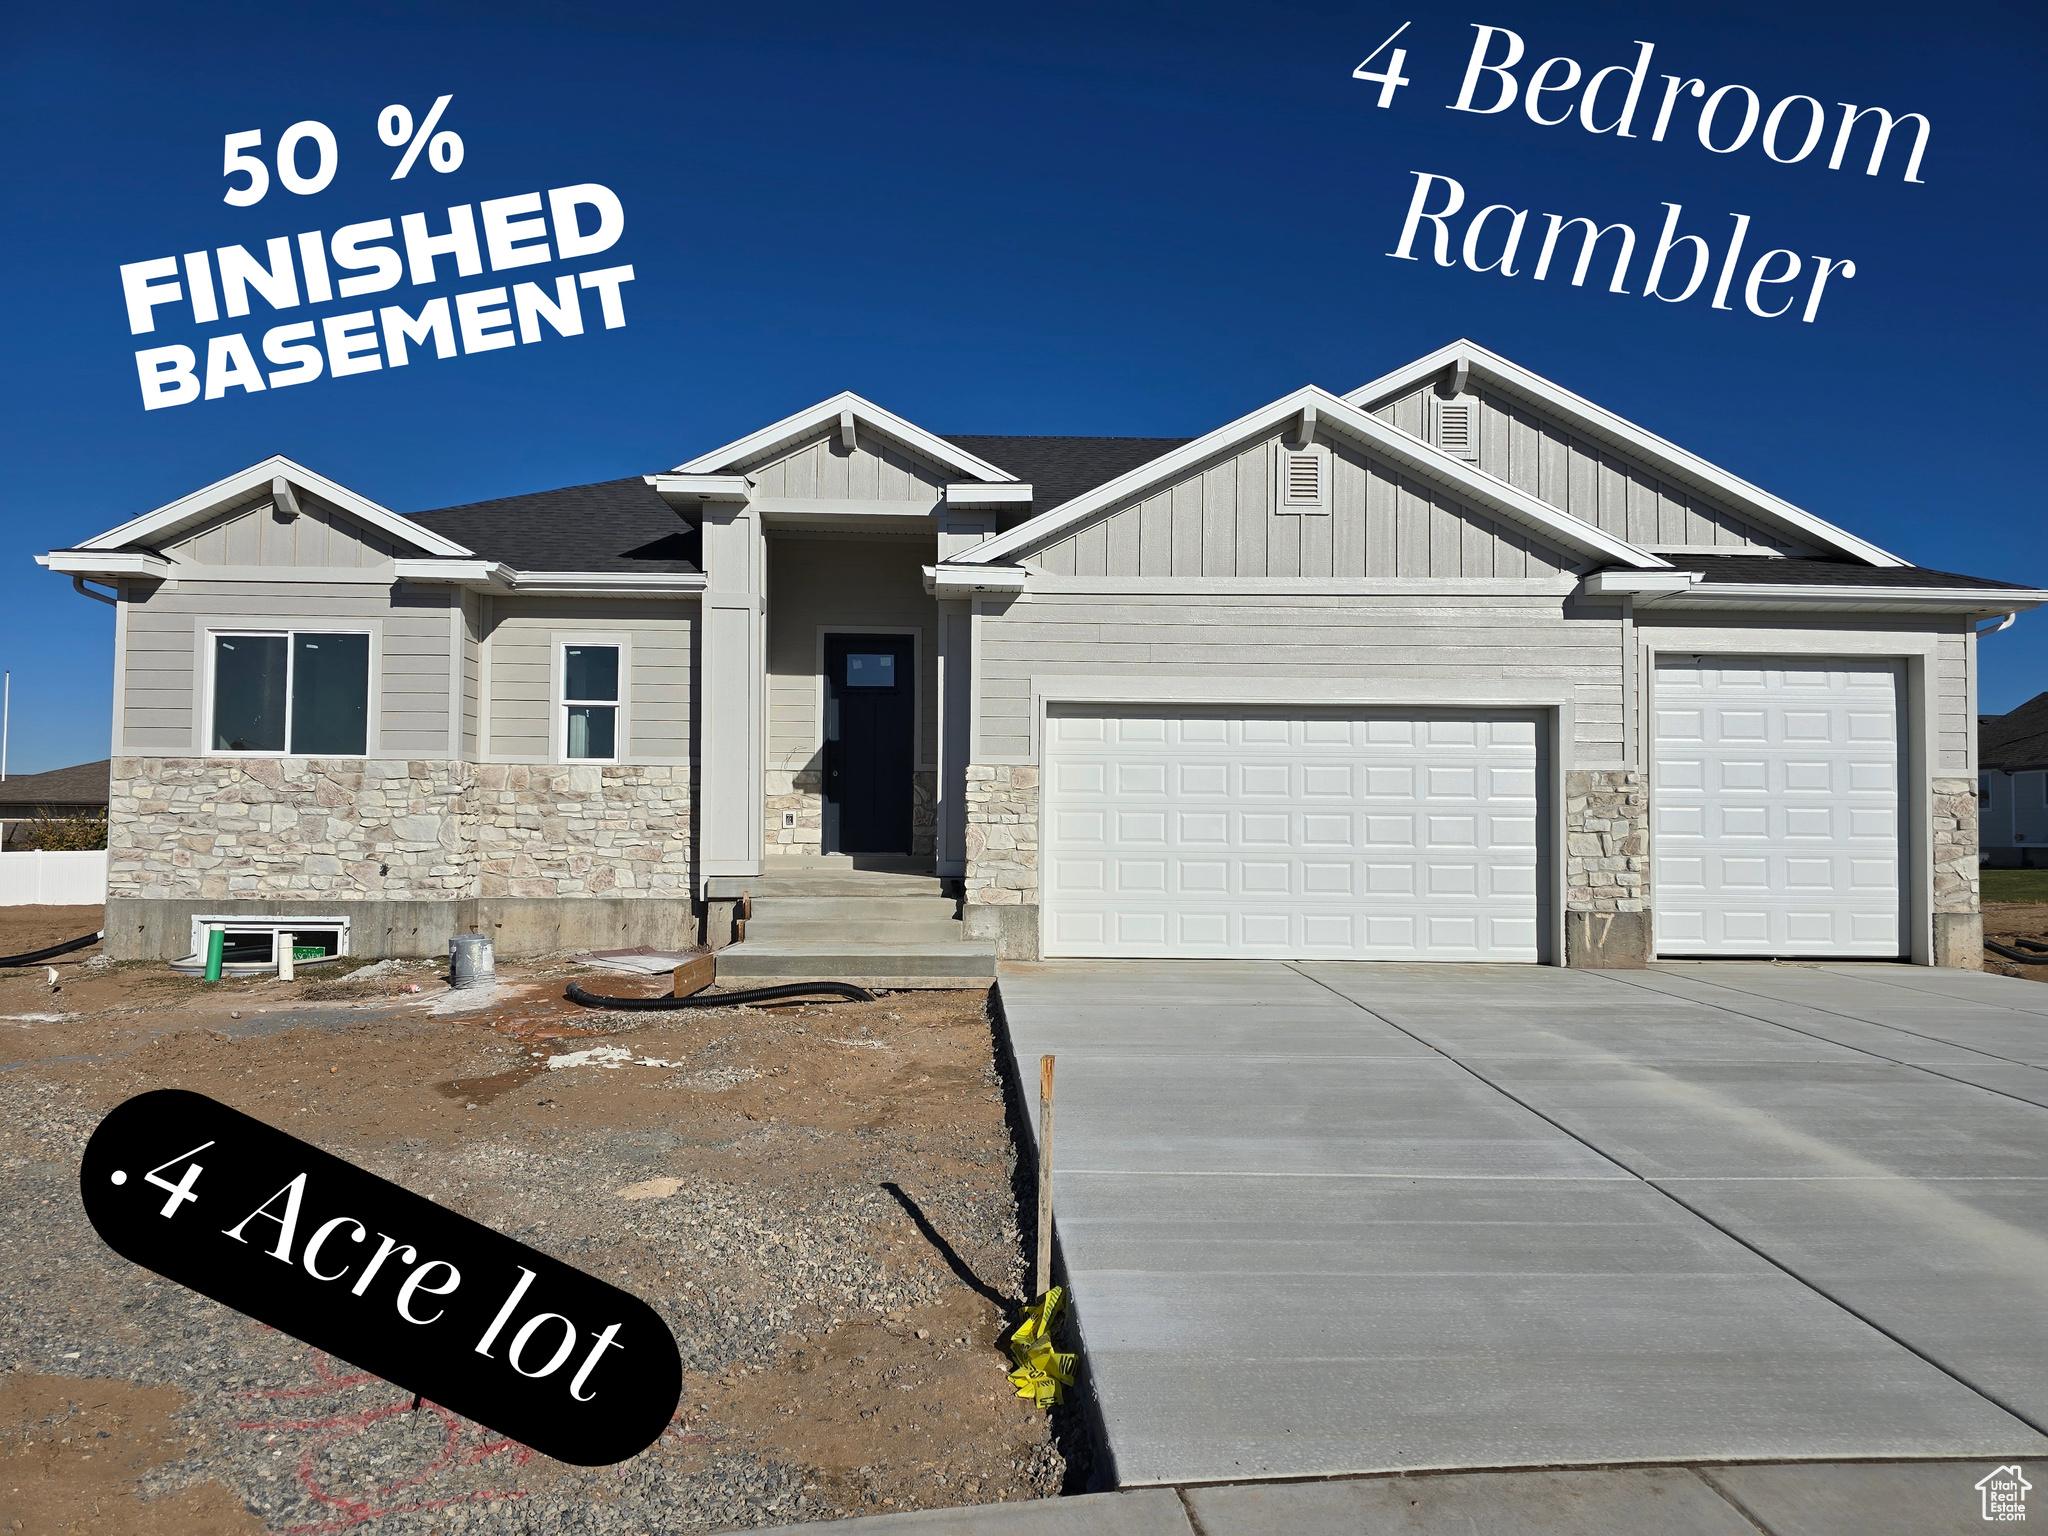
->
449, 932, 495, 990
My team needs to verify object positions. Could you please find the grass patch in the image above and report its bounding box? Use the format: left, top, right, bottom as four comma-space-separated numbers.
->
1981, 868, 2048, 904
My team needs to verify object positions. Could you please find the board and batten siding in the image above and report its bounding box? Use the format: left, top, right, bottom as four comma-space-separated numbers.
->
160, 490, 405, 568
482, 596, 695, 762
974, 593, 1622, 764
745, 428, 946, 508
1374, 385, 1810, 554
1028, 430, 1575, 580
114, 579, 455, 756
767, 537, 939, 773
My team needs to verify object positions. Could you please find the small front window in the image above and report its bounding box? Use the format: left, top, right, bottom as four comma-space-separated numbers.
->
212, 632, 368, 755
564, 644, 620, 760
845, 652, 895, 689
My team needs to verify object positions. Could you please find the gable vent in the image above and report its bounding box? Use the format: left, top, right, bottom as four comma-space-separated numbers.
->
1285, 451, 1322, 503
1276, 446, 1329, 513
1432, 396, 1480, 460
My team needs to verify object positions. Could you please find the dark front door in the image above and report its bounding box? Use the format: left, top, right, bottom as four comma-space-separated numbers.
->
824, 633, 915, 854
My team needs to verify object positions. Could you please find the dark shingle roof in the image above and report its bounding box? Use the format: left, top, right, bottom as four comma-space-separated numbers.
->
1659, 555, 2031, 591
406, 477, 698, 573
0, 759, 109, 814
1981, 693, 2048, 773
943, 436, 1192, 512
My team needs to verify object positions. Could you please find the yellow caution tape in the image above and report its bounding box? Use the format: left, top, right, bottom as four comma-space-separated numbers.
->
1005, 1286, 1076, 1408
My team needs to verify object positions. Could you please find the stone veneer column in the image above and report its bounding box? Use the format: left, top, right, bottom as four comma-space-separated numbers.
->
1563, 768, 1650, 967
1931, 776, 1983, 969
963, 763, 1039, 957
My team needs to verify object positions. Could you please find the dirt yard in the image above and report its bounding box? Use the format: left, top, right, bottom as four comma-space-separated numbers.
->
1980, 902, 2048, 981
0, 906, 1067, 1535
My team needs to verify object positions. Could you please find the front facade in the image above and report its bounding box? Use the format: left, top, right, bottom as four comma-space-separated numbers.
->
44, 341, 2037, 967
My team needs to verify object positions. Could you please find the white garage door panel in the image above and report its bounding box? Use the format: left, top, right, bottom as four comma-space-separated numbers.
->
1654, 660, 1903, 958
1042, 708, 1543, 960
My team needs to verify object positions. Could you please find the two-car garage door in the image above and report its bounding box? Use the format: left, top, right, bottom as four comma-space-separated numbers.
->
1041, 707, 1544, 960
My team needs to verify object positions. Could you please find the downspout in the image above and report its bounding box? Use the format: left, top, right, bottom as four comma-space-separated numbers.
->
72, 576, 117, 606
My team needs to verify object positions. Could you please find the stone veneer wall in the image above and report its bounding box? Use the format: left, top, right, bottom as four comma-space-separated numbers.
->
109, 757, 691, 905
766, 768, 938, 858
1931, 776, 1983, 969
109, 757, 476, 902
1562, 768, 1649, 967
474, 764, 692, 897
963, 764, 1039, 958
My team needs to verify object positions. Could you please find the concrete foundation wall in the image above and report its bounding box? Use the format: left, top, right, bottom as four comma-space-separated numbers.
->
105, 895, 701, 962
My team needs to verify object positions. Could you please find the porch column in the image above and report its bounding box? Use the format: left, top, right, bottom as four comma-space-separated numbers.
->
935, 513, 994, 881
699, 500, 766, 891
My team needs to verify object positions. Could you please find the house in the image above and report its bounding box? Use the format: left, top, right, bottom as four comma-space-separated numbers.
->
1977, 692, 2048, 866
0, 759, 110, 848
38, 340, 2041, 971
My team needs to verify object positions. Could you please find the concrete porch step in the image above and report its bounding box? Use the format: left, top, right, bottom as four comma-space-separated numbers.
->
750, 873, 948, 898
749, 895, 959, 921
743, 918, 970, 945
715, 939, 997, 979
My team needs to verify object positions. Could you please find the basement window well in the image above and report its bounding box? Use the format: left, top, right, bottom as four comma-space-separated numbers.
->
173, 916, 350, 976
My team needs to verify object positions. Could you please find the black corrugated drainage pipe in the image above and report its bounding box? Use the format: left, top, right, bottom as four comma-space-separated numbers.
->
1, 932, 103, 967
565, 980, 875, 1010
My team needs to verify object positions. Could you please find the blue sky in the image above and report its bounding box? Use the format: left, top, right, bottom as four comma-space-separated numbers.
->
2, 0, 2041, 772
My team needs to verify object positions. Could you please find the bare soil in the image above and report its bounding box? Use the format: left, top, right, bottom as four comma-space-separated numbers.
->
1, 905, 1064, 1534
1980, 902, 2048, 981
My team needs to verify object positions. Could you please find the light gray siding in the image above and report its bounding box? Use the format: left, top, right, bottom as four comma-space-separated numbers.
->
1027, 430, 1575, 579
461, 592, 482, 757
115, 579, 453, 756
482, 597, 695, 762
767, 537, 938, 773
159, 490, 411, 567
745, 428, 946, 507
1374, 385, 1810, 554
975, 593, 1622, 763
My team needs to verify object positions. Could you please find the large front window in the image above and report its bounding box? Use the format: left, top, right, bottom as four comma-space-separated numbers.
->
563, 644, 619, 761
211, 632, 369, 755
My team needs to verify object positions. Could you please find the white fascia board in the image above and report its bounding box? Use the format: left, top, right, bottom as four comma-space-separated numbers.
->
945, 483, 1033, 508
956, 386, 1667, 571
1642, 584, 2045, 613
75, 455, 474, 559
1582, 571, 1704, 597
671, 392, 1015, 483
394, 559, 703, 596
923, 563, 1029, 597
1344, 340, 1905, 568
645, 474, 751, 505
37, 550, 174, 577
392, 558, 511, 588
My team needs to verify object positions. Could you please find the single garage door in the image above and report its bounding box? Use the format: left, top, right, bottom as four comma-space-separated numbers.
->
1041, 706, 1544, 960
1653, 658, 1903, 957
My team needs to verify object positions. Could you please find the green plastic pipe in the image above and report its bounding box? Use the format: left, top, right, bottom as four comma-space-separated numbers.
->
203, 926, 224, 982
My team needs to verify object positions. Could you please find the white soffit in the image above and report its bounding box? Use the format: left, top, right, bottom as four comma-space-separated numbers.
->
1345, 340, 1905, 569
73, 454, 474, 559
672, 391, 1017, 484
956, 386, 1669, 571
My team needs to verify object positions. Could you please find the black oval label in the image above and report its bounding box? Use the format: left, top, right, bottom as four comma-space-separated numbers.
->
80, 1088, 681, 1466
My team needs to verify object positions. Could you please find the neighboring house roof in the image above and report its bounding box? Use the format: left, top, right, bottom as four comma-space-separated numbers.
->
1980, 692, 2048, 772
1657, 556, 2031, 591
0, 759, 110, 816
1345, 339, 1905, 568
407, 477, 700, 573
940, 436, 1194, 512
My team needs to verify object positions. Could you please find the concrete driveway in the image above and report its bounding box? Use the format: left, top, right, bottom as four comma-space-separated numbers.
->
993, 961, 2048, 1487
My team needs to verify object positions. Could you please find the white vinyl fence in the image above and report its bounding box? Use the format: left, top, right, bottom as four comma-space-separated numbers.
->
0, 850, 109, 905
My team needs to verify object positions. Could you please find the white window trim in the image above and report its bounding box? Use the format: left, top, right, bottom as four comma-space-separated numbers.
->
553, 632, 630, 765
202, 625, 378, 760
1273, 443, 1331, 515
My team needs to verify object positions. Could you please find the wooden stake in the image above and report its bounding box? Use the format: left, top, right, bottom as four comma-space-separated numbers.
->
1036, 1053, 1055, 1299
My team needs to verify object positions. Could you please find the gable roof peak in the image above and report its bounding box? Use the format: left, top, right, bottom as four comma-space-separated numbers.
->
1346, 342, 1903, 569
673, 391, 1016, 484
